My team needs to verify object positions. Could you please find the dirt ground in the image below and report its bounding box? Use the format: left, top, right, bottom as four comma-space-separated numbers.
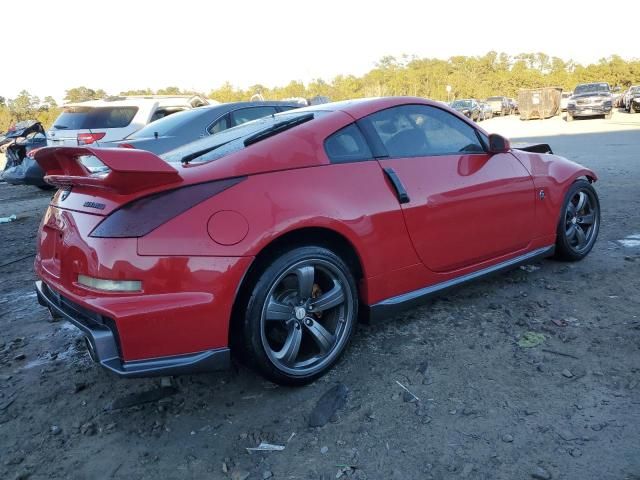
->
1, 110, 639, 480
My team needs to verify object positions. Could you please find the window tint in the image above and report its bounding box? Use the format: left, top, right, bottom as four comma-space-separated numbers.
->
208, 114, 229, 134
230, 107, 277, 127
364, 105, 484, 157
324, 124, 372, 163
53, 107, 138, 130
130, 108, 203, 138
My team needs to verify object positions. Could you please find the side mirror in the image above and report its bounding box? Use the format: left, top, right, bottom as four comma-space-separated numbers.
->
488, 133, 510, 153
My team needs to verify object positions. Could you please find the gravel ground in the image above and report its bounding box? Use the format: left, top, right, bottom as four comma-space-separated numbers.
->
1, 110, 639, 480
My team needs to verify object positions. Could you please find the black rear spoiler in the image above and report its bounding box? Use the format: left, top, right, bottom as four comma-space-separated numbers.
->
513, 143, 553, 154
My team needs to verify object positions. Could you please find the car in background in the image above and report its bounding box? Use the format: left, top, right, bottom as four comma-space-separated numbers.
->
46, 95, 210, 147
566, 83, 613, 121
624, 86, 640, 113
560, 91, 573, 111
478, 102, 493, 121
486, 96, 510, 116
34, 96, 600, 385
508, 98, 518, 114
109, 101, 302, 154
451, 99, 481, 122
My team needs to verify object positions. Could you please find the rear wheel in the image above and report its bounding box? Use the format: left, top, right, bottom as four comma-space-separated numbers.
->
241, 246, 358, 385
554, 180, 600, 261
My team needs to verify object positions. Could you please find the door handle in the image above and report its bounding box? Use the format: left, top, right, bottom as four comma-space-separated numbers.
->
382, 167, 410, 204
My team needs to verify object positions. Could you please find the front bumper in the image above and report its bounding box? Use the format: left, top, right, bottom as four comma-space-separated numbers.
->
36, 280, 230, 377
568, 104, 611, 116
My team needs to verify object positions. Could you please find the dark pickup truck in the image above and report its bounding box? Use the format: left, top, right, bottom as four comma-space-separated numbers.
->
567, 82, 613, 121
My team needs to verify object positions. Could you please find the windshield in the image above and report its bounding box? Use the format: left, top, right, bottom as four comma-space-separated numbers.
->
161, 110, 325, 164
452, 100, 472, 108
574, 83, 610, 95
128, 108, 207, 138
53, 107, 138, 130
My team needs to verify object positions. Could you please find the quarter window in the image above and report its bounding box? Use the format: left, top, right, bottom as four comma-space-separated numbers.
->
324, 124, 372, 163
208, 114, 230, 134
362, 105, 485, 158
230, 107, 278, 127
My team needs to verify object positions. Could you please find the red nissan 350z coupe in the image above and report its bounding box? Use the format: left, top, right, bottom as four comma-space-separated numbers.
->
34, 97, 600, 385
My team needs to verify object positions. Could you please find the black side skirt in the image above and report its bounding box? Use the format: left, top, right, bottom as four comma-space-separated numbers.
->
368, 245, 555, 322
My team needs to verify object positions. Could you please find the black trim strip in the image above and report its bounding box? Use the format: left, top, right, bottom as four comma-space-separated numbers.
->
382, 167, 410, 204
368, 245, 555, 321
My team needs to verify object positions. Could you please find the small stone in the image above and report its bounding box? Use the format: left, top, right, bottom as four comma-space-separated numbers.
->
74, 382, 87, 393
402, 391, 417, 403
532, 466, 552, 479
569, 448, 582, 458
462, 407, 478, 416
222, 462, 229, 473
501, 434, 514, 443
231, 470, 250, 480
417, 361, 429, 375
262, 471, 273, 479
80, 421, 97, 436
320, 446, 329, 454
50, 425, 62, 435
13, 353, 26, 361
562, 369, 573, 378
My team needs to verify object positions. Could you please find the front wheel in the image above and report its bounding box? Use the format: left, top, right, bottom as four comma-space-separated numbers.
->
554, 180, 600, 261
241, 246, 358, 385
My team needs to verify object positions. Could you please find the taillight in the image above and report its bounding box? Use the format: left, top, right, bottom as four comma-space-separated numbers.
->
77, 132, 106, 145
118, 143, 136, 149
90, 177, 246, 238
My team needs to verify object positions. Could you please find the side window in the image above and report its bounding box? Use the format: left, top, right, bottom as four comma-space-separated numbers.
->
363, 104, 484, 157
230, 106, 277, 127
208, 114, 230, 135
324, 124, 373, 163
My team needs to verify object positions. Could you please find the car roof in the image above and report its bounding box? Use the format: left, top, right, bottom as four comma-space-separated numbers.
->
64, 96, 214, 108
291, 97, 446, 120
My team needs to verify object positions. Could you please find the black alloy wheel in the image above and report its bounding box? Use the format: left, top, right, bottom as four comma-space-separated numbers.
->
242, 246, 357, 385
554, 180, 600, 261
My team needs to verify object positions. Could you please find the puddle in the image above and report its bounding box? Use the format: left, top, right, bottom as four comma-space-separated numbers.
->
618, 233, 640, 248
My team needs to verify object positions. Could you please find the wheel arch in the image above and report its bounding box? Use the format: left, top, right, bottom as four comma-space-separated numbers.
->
228, 226, 366, 347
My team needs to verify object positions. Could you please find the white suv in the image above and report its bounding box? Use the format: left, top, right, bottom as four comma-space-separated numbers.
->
46, 96, 212, 147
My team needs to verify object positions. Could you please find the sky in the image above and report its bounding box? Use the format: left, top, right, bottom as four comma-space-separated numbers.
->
3, 0, 638, 102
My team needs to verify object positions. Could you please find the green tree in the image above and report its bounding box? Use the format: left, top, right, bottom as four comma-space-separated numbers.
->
64, 86, 106, 103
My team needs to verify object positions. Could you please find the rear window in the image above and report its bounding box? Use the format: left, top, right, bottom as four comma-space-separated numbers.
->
53, 107, 138, 130
129, 108, 204, 138
162, 110, 327, 165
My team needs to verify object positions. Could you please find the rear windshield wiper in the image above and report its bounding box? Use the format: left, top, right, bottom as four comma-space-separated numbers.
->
243, 113, 314, 147
180, 138, 238, 165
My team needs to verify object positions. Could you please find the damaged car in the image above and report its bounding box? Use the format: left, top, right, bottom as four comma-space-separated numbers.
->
33, 97, 600, 385
1, 120, 51, 189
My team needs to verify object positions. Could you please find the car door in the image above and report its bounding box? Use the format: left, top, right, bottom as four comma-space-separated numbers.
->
359, 104, 535, 273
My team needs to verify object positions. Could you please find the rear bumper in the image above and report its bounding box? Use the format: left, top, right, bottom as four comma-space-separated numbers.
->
36, 280, 230, 377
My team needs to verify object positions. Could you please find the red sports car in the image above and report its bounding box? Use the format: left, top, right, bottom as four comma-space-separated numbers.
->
34, 97, 600, 385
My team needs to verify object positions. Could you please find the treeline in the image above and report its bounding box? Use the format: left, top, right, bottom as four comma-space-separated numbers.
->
2, 52, 639, 131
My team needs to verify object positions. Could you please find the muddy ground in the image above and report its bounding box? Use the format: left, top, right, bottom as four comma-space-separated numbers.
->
1, 111, 639, 480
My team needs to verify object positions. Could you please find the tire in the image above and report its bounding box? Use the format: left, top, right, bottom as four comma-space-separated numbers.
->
241, 246, 358, 385
554, 179, 600, 262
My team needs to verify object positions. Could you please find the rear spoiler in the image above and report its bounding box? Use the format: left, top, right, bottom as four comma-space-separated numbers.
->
513, 143, 553, 154
34, 146, 181, 194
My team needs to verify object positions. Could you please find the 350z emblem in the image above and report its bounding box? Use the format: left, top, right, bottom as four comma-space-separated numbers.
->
83, 201, 106, 210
